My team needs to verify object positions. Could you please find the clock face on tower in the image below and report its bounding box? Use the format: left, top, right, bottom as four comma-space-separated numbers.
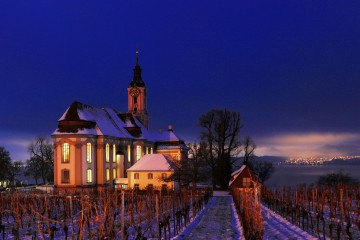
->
130, 87, 140, 97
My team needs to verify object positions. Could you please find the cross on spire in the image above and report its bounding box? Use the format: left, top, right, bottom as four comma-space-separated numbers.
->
136, 49, 139, 65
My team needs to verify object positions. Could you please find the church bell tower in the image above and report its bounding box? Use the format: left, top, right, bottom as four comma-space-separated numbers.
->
127, 50, 149, 129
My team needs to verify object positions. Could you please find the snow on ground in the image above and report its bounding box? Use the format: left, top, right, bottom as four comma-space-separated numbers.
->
174, 191, 244, 240
261, 204, 318, 240
1, 191, 329, 239
175, 191, 322, 240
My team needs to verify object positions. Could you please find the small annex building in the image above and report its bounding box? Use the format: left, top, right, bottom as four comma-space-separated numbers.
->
229, 165, 259, 190
126, 154, 176, 190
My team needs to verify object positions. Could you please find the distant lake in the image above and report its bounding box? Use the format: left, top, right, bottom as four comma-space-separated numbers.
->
266, 164, 360, 187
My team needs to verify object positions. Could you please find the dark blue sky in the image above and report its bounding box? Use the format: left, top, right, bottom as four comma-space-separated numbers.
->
1, 1, 360, 160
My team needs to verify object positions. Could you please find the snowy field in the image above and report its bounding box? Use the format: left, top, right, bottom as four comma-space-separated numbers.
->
261, 205, 318, 240
174, 191, 318, 240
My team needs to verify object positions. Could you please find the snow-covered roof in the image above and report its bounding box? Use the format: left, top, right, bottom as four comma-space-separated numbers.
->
231, 165, 246, 177
150, 125, 185, 142
127, 154, 175, 172
53, 101, 189, 151
229, 165, 247, 187
53, 101, 150, 139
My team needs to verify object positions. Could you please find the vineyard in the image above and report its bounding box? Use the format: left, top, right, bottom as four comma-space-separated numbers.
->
233, 183, 360, 240
262, 185, 360, 239
232, 185, 263, 240
3, 184, 359, 239
0, 188, 212, 239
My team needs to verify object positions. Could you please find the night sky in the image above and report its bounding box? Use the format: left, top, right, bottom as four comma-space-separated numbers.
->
1, 1, 360, 160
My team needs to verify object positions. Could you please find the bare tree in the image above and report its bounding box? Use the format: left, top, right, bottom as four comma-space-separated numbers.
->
242, 136, 274, 183
242, 136, 256, 166
167, 158, 190, 187
187, 142, 208, 188
250, 160, 274, 183
199, 109, 243, 189
8, 161, 22, 183
27, 136, 54, 184
25, 156, 42, 185
0, 146, 12, 182
163, 143, 208, 190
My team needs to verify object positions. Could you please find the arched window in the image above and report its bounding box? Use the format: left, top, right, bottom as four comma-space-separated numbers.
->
86, 143, 92, 163
127, 145, 131, 162
87, 169, 92, 183
63, 143, 70, 163
106, 168, 110, 181
113, 167, 117, 178
148, 173, 153, 179
113, 144, 116, 163
105, 144, 110, 162
136, 145, 142, 161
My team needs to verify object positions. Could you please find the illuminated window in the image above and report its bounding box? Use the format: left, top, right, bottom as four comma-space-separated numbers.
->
127, 145, 131, 162
113, 167, 117, 178
61, 169, 70, 183
106, 144, 110, 162
134, 173, 139, 179
63, 143, 70, 163
106, 168, 110, 181
86, 143, 92, 163
150, 147, 153, 154
87, 169, 92, 183
243, 177, 251, 187
113, 144, 116, 163
148, 173, 153, 179
161, 173, 167, 179
146, 147, 149, 155
136, 145, 142, 161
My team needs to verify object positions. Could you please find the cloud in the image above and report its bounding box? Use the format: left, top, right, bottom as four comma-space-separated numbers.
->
0, 130, 35, 160
254, 132, 360, 157
2, 139, 32, 148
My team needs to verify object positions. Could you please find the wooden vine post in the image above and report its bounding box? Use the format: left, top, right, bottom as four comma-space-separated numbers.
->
67, 195, 74, 240
121, 190, 125, 240
156, 193, 159, 240
340, 188, 345, 240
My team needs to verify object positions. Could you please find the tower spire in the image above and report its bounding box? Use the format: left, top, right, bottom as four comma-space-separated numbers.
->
127, 49, 148, 129
130, 48, 145, 87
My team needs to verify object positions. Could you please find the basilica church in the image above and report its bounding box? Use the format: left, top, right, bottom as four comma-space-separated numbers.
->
52, 52, 188, 188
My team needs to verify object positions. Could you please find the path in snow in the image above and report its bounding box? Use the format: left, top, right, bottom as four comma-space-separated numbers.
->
175, 192, 320, 240
175, 192, 243, 240
261, 204, 318, 240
